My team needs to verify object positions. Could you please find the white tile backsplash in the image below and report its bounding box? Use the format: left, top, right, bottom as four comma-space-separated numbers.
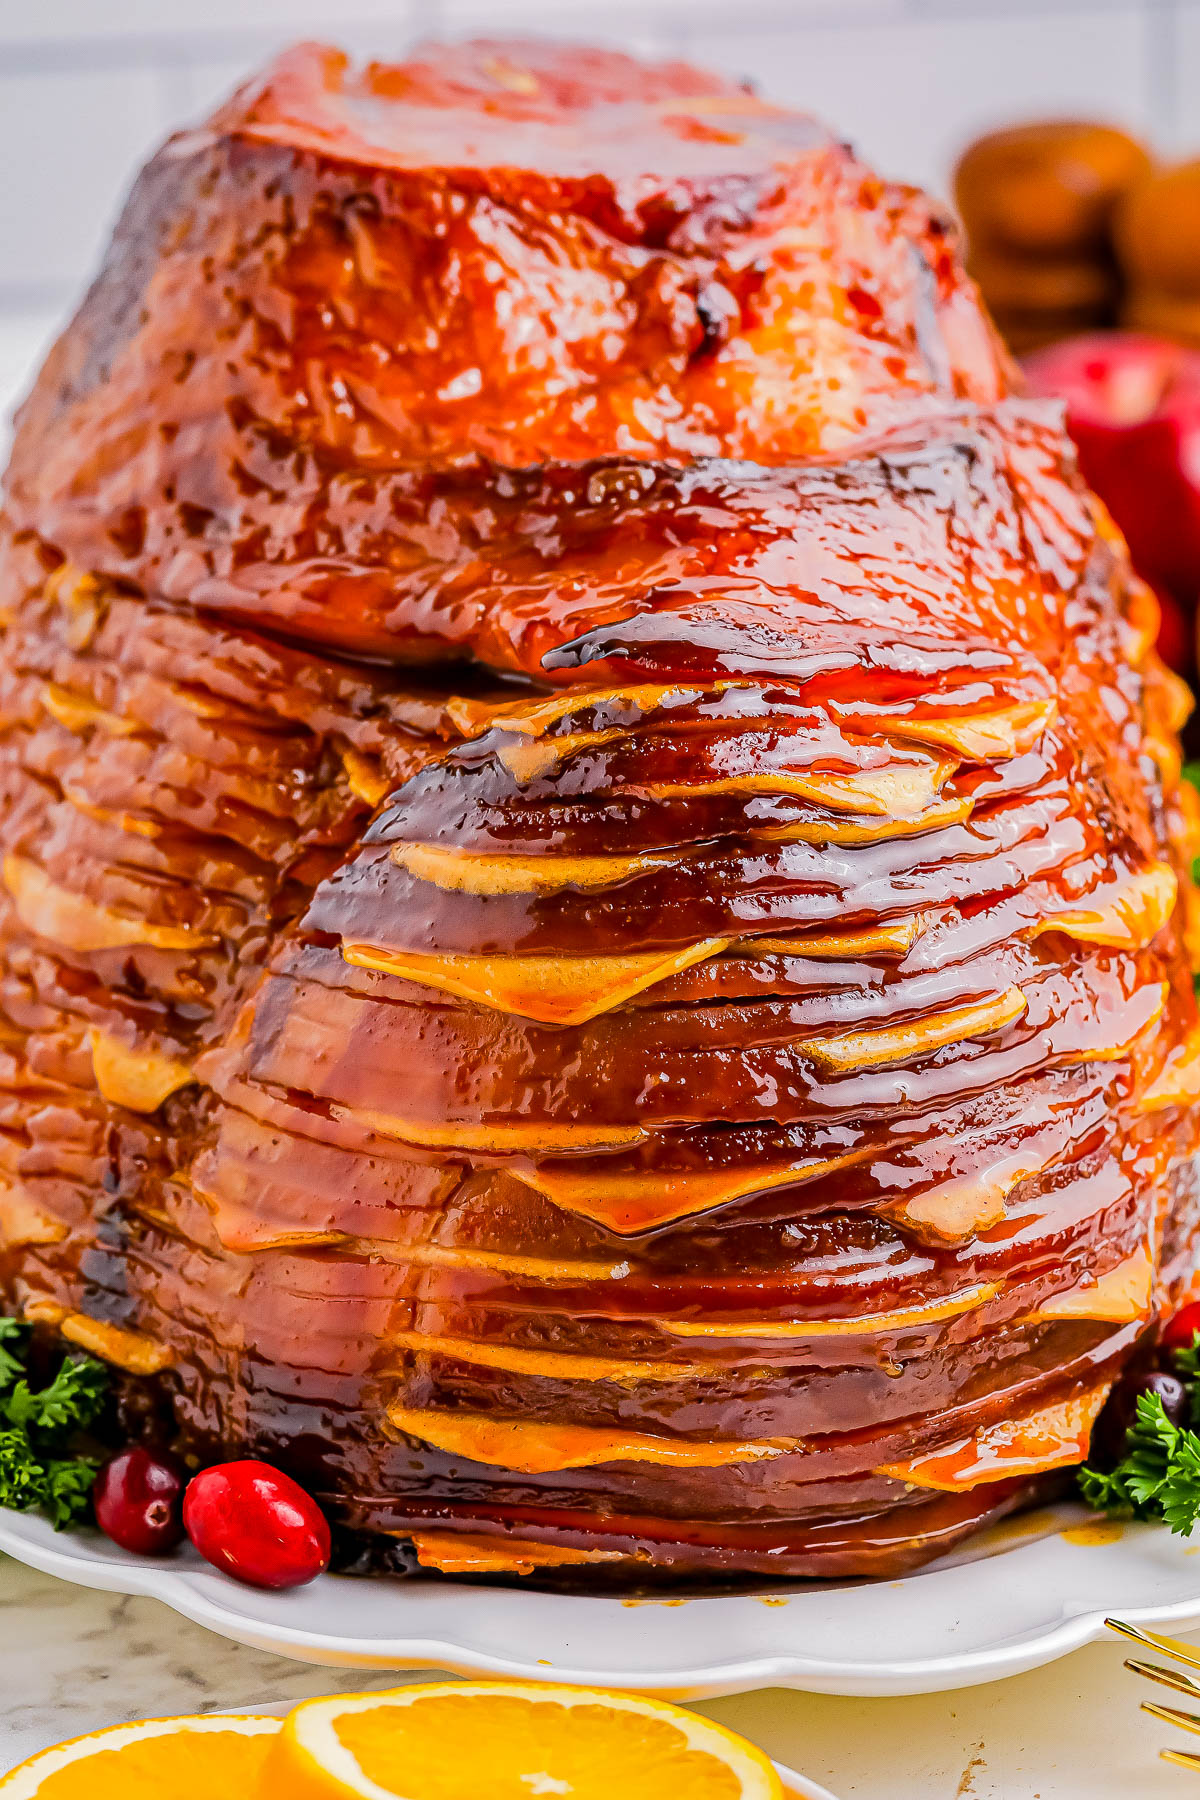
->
0, 0, 428, 49
431, 1, 670, 58
0, 0, 1195, 312
167, 55, 274, 123
682, 6, 1153, 197
1166, 3, 1200, 152
0, 63, 166, 303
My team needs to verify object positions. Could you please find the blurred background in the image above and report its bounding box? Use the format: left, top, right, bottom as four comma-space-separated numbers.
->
7, 0, 1200, 672
3, 0, 1199, 324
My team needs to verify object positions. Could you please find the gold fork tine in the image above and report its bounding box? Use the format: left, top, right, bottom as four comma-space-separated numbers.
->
1141, 1701, 1200, 1738
1108, 1619, 1200, 1770
1106, 1617, 1200, 1673
1124, 1657, 1200, 1700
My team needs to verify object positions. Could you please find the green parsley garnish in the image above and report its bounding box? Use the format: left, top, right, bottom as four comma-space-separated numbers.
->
1079, 1329, 1200, 1529
0, 1318, 108, 1528
0, 1319, 25, 1388
1079, 1390, 1200, 1535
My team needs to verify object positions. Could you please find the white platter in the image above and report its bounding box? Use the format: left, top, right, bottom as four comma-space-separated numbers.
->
2, 1498, 1199, 1699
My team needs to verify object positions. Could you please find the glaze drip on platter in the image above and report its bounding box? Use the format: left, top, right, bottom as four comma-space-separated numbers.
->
0, 38, 1197, 1584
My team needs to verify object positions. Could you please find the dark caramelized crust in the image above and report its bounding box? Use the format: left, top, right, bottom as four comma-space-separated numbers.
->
4, 41, 1006, 550
0, 40, 1196, 1585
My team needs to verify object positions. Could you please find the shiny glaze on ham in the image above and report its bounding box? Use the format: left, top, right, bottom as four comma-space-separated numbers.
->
0, 39, 1196, 1583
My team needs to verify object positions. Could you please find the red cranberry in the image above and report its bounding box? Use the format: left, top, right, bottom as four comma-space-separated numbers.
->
183, 1460, 330, 1590
1093, 1370, 1190, 1466
93, 1448, 185, 1555
1161, 1301, 1200, 1356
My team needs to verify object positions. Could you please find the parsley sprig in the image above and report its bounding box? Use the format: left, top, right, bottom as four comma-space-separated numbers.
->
1079, 1328, 1200, 1532
0, 1319, 108, 1528
1079, 1390, 1200, 1534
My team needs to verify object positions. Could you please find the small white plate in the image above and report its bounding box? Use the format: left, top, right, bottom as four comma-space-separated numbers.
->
1, 1498, 1196, 1699
776, 1771, 840, 1800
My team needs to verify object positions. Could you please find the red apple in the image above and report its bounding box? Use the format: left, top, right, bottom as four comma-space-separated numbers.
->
1024, 332, 1200, 639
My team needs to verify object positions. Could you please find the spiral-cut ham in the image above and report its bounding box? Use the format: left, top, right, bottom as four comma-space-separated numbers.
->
0, 39, 1197, 1582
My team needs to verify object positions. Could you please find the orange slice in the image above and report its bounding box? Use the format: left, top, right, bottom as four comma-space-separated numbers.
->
21, 1298, 174, 1374
2, 855, 216, 952
1030, 862, 1177, 950
876, 1386, 1110, 1491
0, 1714, 280, 1800
800, 987, 1027, 1072
340, 939, 730, 1023
40, 682, 137, 737
385, 1405, 794, 1470
258, 1683, 783, 1800
408, 1533, 625, 1574
1024, 1246, 1154, 1324
390, 843, 676, 895
88, 1029, 193, 1112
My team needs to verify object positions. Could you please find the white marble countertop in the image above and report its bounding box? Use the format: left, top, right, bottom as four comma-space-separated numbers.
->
3, 1554, 1199, 1799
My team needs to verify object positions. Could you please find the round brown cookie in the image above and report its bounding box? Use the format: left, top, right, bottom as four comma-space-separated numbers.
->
968, 246, 1118, 313
956, 119, 1151, 257
1116, 159, 1200, 298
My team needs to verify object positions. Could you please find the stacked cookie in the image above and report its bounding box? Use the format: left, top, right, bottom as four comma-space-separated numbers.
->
955, 120, 1151, 351
1117, 160, 1200, 346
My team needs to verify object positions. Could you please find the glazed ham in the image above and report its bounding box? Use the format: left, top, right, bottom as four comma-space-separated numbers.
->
0, 40, 1197, 1582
